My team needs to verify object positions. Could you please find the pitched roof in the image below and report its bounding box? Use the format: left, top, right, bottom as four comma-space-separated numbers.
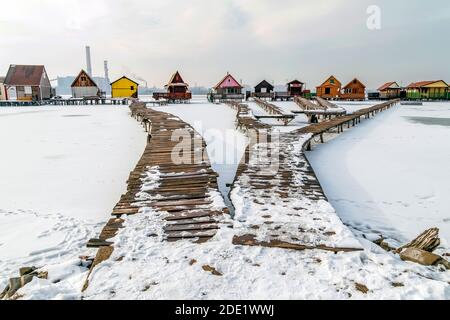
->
318, 75, 341, 87
166, 71, 188, 87
255, 80, 274, 90
343, 78, 366, 89
406, 80, 448, 88
378, 81, 400, 91
71, 70, 98, 87
214, 73, 242, 89
4, 65, 46, 86
287, 79, 304, 85
110, 76, 139, 86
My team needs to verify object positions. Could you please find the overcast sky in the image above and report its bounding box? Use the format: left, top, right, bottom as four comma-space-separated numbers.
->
1, 0, 449, 89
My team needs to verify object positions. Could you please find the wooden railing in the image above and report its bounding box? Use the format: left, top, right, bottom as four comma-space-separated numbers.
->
153, 92, 192, 101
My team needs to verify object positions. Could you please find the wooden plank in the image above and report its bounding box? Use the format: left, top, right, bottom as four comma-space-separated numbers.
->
164, 223, 219, 232
232, 234, 363, 253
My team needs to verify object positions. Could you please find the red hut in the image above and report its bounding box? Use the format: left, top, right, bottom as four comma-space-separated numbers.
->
153, 71, 192, 102
273, 79, 305, 101
287, 79, 304, 97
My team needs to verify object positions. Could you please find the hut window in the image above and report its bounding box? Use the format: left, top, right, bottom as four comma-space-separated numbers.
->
330, 79, 334, 84
130, 86, 134, 90
81, 76, 86, 81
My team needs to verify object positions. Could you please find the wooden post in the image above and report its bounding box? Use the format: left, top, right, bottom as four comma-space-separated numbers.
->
306, 141, 312, 151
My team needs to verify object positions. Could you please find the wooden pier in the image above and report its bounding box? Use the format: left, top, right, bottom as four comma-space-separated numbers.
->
314, 96, 340, 109
299, 99, 400, 150
225, 101, 271, 132
293, 96, 346, 122
294, 96, 324, 110
87, 102, 229, 263
86, 98, 398, 278
0, 97, 132, 107
253, 97, 295, 125
227, 99, 399, 253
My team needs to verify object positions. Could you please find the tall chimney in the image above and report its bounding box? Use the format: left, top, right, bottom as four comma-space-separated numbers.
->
103, 60, 110, 93
103, 60, 109, 83
85, 46, 92, 76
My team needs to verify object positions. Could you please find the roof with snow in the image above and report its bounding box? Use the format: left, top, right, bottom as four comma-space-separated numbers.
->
4, 65, 47, 86
165, 71, 188, 88
214, 73, 243, 89
378, 81, 400, 91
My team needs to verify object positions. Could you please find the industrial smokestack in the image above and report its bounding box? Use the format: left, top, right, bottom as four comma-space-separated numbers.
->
85, 46, 92, 76
103, 60, 110, 93
104, 60, 110, 83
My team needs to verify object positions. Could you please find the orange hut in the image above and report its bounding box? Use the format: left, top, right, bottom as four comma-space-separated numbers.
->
340, 78, 366, 100
316, 75, 341, 100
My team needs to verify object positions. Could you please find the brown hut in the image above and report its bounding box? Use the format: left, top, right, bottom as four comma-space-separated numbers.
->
378, 82, 401, 99
71, 70, 100, 98
3, 64, 52, 101
316, 75, 341, 100
340, 78, 366, 100
153, 71, 192, 102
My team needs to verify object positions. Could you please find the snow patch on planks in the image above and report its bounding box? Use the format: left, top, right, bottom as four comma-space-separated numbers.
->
228, 100, 400, 252
226, 101, 362, 252
87, 102, 229, 261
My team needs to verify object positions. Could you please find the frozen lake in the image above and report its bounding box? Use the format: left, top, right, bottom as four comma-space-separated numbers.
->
0, 105, 146, 285
306, 101, 450, 248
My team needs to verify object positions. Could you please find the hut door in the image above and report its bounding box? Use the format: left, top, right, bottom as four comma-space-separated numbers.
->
7, 86, 17, 100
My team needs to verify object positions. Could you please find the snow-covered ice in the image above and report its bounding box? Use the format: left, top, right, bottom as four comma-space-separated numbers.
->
2, 100, 449, 300
0, 105, 146, 290
81, 100, 449, 300
306, 102, 450, 250
82, 205, 449, 300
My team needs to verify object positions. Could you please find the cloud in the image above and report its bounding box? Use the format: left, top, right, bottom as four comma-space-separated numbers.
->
0, 0, 449, 89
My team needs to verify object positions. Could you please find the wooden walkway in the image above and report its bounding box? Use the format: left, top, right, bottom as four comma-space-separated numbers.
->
314, 96, 340, 109
225, 101, 271, 132
294, 96, 325, 110
88, 98, 399, 264
253, 97, 294, 125
87, 102, 229, 260
298, 99, 399, 149
227, 99, 400, 252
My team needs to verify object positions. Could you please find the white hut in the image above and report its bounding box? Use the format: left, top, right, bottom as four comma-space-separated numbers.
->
71, 70, 100, 98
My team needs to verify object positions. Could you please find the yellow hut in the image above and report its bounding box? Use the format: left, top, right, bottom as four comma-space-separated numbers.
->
111, 76, 139, 98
